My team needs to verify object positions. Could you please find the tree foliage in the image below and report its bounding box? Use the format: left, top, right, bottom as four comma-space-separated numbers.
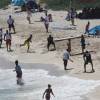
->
40, 0, 100, 10
0, 0, 10, 8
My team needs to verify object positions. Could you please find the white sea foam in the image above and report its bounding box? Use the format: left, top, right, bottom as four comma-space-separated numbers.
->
0, 69, 100, 100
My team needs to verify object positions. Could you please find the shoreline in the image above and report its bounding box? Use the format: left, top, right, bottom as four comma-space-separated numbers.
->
0, 55, 100, 100
0, 7, 100, 100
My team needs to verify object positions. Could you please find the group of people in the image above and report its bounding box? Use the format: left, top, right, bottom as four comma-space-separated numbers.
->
0, 15, 33, 52
66, 8, 77, 25
0, 15, 15, 51
13, 59, 54, 99
26, 6, 52, 33
0, 14, 95, 73
0, 7, 96, 100
46, 33, 95, 73
63, 49, 95, 73
63, 34, 95, 73
13, 34, 94, 99
78, 7, 100, 19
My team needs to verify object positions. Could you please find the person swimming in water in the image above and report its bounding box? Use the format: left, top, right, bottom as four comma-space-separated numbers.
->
42, 84, 55, 100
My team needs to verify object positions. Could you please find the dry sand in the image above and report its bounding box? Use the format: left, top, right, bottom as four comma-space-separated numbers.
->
0, 6, 100, 100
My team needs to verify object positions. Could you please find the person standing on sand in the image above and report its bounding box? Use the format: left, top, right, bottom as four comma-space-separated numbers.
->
0, 28, 3, 48
63, 49, 73, 70
71, 15, 75, 26
13, 60, 23, 85
20, 34, 32, 52
67, 39, 71, 54
83, 51, 95, 73
42, 84, 55, 100
4, 30, 12, 51
80, 35, 86, 53
85, 21, 90, 34
7, 15, 16, 33
70, 8, 76, 26
47, 35, 56, 51
44, 14, 49, 33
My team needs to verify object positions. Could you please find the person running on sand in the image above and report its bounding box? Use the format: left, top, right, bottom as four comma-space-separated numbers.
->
44, 14, 49, 33
7, 15, 16, 33
42, 84, 55, 100
20, 34, 32, 52
0, 28, 3, 48
80, 35, 86, 53
83, 51, 95, 73
63, 49, 73, 70
13, 60, 23, 85
47, 35, 56, 51
4, 30, 12, 51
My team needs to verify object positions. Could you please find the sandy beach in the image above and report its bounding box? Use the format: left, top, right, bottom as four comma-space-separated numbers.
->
0, 6, 100, 100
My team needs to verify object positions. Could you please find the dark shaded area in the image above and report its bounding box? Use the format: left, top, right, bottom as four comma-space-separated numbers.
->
77, 7, 100, 19
40, 0, 100, 10
0, 0, 10, 9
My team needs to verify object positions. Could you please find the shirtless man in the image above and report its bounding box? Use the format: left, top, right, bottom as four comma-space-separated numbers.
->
42, 84, 55, 100
83, 51, 95, 73
47, 35, 56, 51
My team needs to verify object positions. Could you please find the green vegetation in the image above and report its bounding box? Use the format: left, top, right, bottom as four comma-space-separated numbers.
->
40, 0, 100, 10
0, 0, 10, 8
0, 0, 100, 10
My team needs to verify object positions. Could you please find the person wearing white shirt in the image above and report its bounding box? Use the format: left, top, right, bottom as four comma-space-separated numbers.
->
4, 30, 12, 51
63, 49, 73, 70
7, 15, 16, 33
44, 15, 49, 33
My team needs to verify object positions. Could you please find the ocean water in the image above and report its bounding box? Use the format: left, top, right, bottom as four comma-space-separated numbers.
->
0, 68, 100, 100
